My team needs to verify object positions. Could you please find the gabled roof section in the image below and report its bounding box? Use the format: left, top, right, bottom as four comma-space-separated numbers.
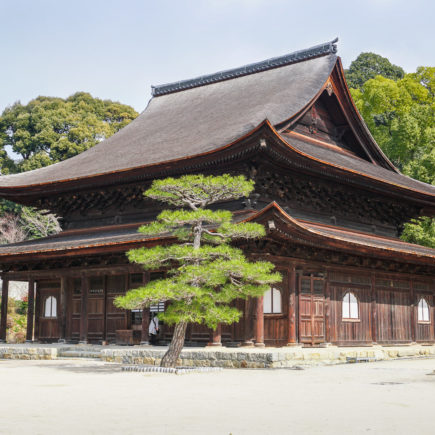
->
0, 40, 338, 192
279, 59, 399, 172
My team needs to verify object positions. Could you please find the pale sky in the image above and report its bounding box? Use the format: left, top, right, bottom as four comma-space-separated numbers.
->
0, 0, 434, 114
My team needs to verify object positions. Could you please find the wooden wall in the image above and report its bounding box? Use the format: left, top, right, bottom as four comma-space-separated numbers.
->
33, 264, 434, 347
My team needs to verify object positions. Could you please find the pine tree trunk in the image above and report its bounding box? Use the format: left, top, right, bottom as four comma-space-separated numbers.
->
160, 321, 188, 367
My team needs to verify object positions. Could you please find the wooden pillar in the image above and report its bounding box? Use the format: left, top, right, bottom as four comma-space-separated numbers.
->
34, 283, 40, 341
0, 279, 9, 342
287, 267, 297, 345
59, 277, 67, 342
208, 324, 222, 346
25, 279, 35, 342
102, 276, 108, 344
141, 308, 150, 345
371, 274, 377, 344
242, 298, 254, 346
139, 273, 149, 345
324, 279, 331, 344
410, 280, 416, 343
125, 274, 132, 331
79, 274, 89, 344
255, 296, 265, 347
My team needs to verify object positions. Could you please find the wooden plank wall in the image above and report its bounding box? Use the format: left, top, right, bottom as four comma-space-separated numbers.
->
328, 272, 434, 346
33, 265, 434, 346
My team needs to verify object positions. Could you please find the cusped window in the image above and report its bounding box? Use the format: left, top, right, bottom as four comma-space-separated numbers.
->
417, 298, 430, 323
342, 292, 359, 320
44, 296, 57, 318
263, 288, 282, 314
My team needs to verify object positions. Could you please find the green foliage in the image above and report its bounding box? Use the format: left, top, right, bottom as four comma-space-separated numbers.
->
145, 174, 255, 208
401, 217, 435, 248
15, 297, 28, 315
349, 59, 434, 247
345, 52, 405, 90
116, 174, 280, 330
2, 297, 27, 343
0, 92, 138, 174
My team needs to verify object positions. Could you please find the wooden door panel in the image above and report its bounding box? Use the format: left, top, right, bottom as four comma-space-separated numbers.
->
37, 286, 60, 342
377, 289, 412, 344
298, 276, 325, 346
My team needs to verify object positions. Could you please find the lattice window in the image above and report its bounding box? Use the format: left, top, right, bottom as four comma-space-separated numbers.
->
150, 302, 165, 313
44, 296, 57, 318
417, 298, 430, 323
263, 288, 282, 314
342, 292, 359, 320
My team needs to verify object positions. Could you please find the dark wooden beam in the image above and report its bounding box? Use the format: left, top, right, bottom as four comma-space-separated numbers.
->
410, 280, 416, 343
0, 279, 9, 342
25, 279, 35, 342
59, 276, 67, 342
324, 279, 331, 344
287, 266, 297, 345
371, 273, 377, 344
79, 274, 89, 344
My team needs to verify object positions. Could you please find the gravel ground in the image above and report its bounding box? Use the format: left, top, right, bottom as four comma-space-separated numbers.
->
0, 358, 434, 435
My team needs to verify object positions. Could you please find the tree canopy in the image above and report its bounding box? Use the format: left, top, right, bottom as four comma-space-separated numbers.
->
0, 92, 138, 239
115, 174, 281, 367
0, 92, 138, 174
345, 52, 405, 90
347, 57, 434, 248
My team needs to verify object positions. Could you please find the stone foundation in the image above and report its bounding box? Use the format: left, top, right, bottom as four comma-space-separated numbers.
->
0, 344, 434, 368
101, 345, 435, 368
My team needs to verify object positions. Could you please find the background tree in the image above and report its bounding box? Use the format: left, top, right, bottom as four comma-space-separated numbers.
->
345, 52, 405, 90
0, 91, 138, 239
0, 213, 26, 244
0, 92, 138, 173
346, 56, 434, 248
0, 207, 60, 244
115, 174, 281, 367
20, 207, 61, 239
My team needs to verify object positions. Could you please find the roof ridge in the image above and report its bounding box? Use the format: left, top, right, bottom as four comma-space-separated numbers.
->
151, 38, 338, 97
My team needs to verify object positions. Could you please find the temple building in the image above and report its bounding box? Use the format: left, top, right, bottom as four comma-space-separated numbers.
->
0, 39, 434, 347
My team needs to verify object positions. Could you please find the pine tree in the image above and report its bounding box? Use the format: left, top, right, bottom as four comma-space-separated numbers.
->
115, 174, 281, 367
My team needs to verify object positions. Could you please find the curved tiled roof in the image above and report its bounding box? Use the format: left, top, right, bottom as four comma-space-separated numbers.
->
247, 203, 435, 263
281, 133, 435, 197
0, 42, 337, 189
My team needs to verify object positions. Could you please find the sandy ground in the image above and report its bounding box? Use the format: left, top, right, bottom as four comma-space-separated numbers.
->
0, 358, 434, 435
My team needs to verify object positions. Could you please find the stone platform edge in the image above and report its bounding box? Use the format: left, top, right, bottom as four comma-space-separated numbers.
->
0, 344, 434, 368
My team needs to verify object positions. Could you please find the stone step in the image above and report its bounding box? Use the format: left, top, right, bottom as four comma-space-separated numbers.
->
58, 350, 102, 359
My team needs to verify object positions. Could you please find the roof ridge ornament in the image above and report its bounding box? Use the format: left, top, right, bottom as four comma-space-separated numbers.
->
151, 38, 339, 97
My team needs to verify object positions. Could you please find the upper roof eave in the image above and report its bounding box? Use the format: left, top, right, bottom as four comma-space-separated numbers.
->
0, 42, 338, 194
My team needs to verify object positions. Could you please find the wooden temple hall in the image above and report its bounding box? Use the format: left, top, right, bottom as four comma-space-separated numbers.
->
0, 39, 434, 348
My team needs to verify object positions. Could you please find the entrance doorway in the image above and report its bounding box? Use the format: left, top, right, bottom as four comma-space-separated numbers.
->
298, 275, 325, 346
38, 285, 60, 342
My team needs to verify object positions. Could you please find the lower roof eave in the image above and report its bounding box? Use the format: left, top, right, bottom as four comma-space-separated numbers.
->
244, 202, 435, 268
0, 236, 173, 267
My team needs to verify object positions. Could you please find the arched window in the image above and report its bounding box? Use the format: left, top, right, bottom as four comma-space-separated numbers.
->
417, 298, 430, 323
44, 296, 57, 318
342, 292, 359, 320
263, 288, 282, 314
